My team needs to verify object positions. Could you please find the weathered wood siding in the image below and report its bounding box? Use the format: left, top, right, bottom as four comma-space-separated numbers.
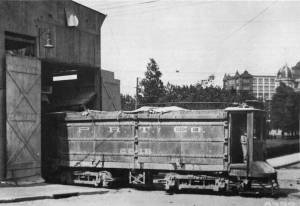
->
6, 55, 41, 179
0, 0, 105, 66
0, 0, 105, 180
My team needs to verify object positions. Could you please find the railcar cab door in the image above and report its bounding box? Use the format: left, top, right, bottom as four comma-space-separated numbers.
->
226, 108, 265, 177
252, 111, 267, 161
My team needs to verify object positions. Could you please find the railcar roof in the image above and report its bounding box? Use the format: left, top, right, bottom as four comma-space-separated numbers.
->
49, 109, 227, 121
47, 106, 265, 122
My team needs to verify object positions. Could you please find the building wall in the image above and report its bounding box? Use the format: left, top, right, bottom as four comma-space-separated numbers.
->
223, 72, 252, 93
0, 0, 105, 66
252, 76, 276, 101
0, 0, 106, 180
239, 78, 253, 92
101, 70, 121, 111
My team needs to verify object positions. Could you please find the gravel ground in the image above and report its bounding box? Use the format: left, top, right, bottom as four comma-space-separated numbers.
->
3, 187, 299, 206
2, 167, 299, 206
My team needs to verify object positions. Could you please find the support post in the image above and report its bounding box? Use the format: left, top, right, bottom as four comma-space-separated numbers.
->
95, 68, 102, 110
0, 32, 6, 180
135, 77, 139, 109
247, 112, 254, 164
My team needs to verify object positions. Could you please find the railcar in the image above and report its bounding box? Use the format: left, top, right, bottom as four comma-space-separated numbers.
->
43, 106, 278, 195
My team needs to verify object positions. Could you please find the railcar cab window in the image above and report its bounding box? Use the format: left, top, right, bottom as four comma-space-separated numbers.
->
254, 112, 265, 140
252, 111, 267, 161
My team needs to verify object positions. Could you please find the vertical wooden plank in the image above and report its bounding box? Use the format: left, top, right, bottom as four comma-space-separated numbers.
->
228, 113, 232, 163
94, 34, 100, 67
247, 112, 254, 163
0, 30, 6, 180
223, 118, 229, 170
94, 68, 101, 110
260, 113, 264, 140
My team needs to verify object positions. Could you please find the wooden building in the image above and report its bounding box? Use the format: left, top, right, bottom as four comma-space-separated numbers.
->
101, 69, 121, 111
0, 0, 106, 181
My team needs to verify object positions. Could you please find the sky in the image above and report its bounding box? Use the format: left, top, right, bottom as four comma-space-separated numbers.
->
74, 0, 300, 95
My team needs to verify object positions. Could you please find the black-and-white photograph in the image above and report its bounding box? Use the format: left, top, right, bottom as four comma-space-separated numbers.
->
0, 0, 299, 205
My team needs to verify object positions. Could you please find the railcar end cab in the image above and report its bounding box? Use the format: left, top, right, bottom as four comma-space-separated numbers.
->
225, 107, 276, 178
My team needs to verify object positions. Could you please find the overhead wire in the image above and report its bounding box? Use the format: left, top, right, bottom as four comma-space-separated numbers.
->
215, 1, 278, 80
222, 1, 278, 42
103, 0, 161, 10
102, 1, 217, 82
100, 1, 278, 94
108, 1, 215, 18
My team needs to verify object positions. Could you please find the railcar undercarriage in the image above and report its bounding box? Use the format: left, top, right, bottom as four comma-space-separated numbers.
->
55, 167, 279, 196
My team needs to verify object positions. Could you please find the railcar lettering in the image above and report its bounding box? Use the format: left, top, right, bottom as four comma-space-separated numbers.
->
120, 148, 152, 155
109, 127, 120, 133
174, 126, 187, 133
191, 127, 204, 133
174, 126, 205, 134
140, 126, 151, 133
78, 127, 90, 133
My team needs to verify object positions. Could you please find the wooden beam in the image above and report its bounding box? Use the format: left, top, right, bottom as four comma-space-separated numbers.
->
247, 112, 254, 163
0, 32, 6, 180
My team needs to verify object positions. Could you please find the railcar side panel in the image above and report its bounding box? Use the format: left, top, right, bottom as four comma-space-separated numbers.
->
51, 110, 227, 172
60, 121, 135, 169
137, 122, 225, 170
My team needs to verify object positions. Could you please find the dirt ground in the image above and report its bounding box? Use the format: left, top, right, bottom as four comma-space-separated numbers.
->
3, 187, 299, 206
4, 167, 300, 206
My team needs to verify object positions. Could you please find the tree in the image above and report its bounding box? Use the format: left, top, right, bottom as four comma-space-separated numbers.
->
139, 58, 165, 104
134, 58, 256, 109
158, 81, 255, 109
121, 94, 136, 111
271, 83, 299, 136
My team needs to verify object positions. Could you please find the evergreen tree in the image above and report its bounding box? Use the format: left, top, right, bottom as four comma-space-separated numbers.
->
139, 59, 165, 104
121, 94, 136, 111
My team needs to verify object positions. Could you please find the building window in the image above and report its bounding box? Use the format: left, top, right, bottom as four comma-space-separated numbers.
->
5, 31, 36, 57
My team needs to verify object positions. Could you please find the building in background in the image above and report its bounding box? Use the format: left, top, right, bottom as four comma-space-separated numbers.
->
291, 63, 300, 92
276, 64, 295, 88
275, 63, 300, 92
101, 69, 121, 111
223, 71, 276, 101
223, 70, 253, 93
252, 75, 276, 101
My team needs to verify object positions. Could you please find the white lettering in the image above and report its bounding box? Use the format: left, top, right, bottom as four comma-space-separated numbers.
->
140, 127, 150, 133
109, 127, 120, 133
174, 126, 188, 133
191, 127, 202, 133
119, 148, 152, 155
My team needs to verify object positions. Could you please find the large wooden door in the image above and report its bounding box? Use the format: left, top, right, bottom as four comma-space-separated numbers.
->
6, 55, 41, 179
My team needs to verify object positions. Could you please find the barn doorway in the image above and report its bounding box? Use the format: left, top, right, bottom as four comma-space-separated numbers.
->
41, 61, 101, 113
40, 60, 101, 179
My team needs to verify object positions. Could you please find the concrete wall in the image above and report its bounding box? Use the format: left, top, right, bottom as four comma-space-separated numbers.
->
101, 69, 121, 111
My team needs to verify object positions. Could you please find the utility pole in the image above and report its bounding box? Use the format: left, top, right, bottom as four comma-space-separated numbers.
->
135, 77, 139, 109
